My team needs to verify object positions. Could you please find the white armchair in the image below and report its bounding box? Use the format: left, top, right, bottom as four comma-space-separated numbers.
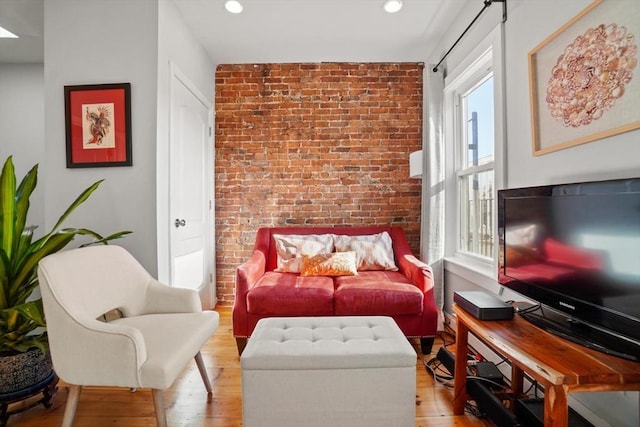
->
37, 245, 219, 427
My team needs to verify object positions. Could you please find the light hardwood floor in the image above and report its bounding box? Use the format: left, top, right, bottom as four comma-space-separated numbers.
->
8, 307, 488, 427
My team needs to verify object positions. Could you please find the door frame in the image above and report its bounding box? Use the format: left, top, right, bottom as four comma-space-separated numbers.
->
157, 61, 215, 307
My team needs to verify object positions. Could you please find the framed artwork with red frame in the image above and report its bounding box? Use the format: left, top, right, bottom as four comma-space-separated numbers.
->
64, 83, 132, 168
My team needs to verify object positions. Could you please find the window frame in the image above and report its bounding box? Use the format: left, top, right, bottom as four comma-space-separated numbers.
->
443, 25, 505, 282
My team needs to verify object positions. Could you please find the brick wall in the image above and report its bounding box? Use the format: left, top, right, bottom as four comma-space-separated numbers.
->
214, 62, 423, 304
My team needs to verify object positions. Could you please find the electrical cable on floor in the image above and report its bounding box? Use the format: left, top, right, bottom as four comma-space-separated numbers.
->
466, 375, 509, 391
523, 379, 538, 396
494, 357, 508, 367
438, 329, 456, 348
465, 400, 485, 418
435, 316, 549, 415
464, 401, 500, 426
423, 356, 454, 387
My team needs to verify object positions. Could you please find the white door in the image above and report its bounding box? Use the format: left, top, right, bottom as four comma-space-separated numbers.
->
169, 67, 214, 301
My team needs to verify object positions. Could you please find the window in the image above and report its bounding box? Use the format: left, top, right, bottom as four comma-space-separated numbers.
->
457, 74, 494, 259
443, 25, 504, 274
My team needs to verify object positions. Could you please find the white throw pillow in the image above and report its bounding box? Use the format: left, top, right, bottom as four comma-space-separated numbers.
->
333, 231, 398, 271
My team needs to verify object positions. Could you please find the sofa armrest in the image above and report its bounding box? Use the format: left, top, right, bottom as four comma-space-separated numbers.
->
233, 249, 266, 338
389, 227, 434, 293
398, 254, 434, 293
234, 250, 266, 315
236, 250, 267, 297
397, 249, 439, 337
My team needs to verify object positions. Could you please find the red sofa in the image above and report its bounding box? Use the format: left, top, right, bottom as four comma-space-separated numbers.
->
233, 226, 438, 354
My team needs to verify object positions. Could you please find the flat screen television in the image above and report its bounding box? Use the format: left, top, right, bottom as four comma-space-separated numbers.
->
497, 177, 640, 361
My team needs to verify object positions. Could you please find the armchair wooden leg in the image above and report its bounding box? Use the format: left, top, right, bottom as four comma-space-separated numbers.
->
152, 389, 167, 427
194, 351, 213, 400
61, 384, 82, 427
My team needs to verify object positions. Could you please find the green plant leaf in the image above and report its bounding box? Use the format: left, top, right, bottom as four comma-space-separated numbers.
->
3, 306, 20, 330
0, 250, 8, 309
5, 332, 48, 354
14, 164, 38, 255
65, 227, 104, 241
9, 275, 38, 308
0, 157, 17, 260
13, 299, 45, 327
0, 278, 7, 310
10, 232, 75, 296
48, 180, 104, 238
15, 226, 35, 271
79, 229, 133, 247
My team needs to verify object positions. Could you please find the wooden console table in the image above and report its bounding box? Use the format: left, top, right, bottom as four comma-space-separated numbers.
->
452, 304, 640, 426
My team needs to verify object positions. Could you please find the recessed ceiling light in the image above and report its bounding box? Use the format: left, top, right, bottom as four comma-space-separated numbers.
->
225, 0, 243, 14
383, 0, 403, 14
0, 25, 19, 39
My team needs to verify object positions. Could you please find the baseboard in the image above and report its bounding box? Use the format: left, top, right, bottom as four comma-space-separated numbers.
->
443, 310, 457, 331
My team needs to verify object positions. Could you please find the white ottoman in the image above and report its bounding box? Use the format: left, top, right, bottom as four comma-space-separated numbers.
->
240, 316, 417, 427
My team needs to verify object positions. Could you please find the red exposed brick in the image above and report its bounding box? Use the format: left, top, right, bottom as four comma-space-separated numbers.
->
214, 62, 423, 303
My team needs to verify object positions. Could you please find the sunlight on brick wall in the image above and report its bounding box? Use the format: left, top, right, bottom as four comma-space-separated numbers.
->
214, 62, 423, 303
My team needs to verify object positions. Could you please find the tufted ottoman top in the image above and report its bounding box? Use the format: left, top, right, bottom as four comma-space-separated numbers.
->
241, 316, 417, 370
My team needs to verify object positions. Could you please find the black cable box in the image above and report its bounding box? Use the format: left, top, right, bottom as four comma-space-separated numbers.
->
475, 361, 505, 386
454, 291, 514, 320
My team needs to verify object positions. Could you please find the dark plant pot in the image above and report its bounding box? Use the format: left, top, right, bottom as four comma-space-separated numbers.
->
0, 348, 53, 395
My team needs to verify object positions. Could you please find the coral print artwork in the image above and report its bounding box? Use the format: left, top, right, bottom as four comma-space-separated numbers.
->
528, 0, 640, 155
546, 24, 637, 128
82, 103, 116, 148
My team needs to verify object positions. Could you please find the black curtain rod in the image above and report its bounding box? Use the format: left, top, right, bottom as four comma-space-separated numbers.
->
432, 0, 507, 73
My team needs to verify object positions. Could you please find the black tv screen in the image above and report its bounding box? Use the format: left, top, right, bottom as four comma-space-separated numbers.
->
497, 178, 640, 360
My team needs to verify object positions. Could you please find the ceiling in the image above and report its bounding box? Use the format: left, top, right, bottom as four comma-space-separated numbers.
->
172, 0, 468, 63
0, 0, 468, 64
0, 0, 43, 63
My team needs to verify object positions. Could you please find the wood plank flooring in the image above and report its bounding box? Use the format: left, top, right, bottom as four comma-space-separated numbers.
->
7, 307, 488, 426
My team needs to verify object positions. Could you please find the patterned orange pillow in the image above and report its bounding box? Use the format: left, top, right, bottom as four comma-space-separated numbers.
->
333, 232, 398, 271
273, 234, 335, 273
300, 252, 358, 277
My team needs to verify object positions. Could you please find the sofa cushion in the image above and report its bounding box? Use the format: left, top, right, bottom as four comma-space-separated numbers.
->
333, 232, 398, 271
300, 251, 358, 277
247, 271, 334, 315
334, 271, 423, 316
273, 233, 335, 273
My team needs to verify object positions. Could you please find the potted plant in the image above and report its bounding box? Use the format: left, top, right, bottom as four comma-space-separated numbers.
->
0, 156, 131, 396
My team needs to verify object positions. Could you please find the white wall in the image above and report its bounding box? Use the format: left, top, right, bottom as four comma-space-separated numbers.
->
432, 1, 639, 426
43, 0, 159, 274
0, 63, 45, 231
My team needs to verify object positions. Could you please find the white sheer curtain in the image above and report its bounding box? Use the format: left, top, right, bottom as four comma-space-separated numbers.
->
420, 66, 445, 330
